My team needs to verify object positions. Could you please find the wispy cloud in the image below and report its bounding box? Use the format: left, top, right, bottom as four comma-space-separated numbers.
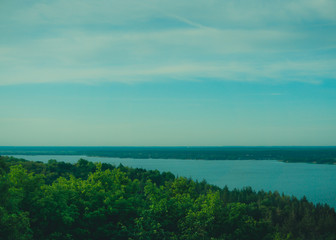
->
8, 0, 336, 26
1, 0, 336, 86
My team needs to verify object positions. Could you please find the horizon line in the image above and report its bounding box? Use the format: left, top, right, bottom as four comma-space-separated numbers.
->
0, 146, 335, 148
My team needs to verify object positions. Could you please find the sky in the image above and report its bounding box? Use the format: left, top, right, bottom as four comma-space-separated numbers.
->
0, 0, 336, 146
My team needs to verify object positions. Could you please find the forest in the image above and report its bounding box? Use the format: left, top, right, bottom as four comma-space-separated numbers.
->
1, 155, 336, 240
1, 146, 336, 164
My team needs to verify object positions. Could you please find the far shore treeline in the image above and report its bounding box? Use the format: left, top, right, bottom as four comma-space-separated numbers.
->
0, 155, 336, 240
1, 146, 336, 164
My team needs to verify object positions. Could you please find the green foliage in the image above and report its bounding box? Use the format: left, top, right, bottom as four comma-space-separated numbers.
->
0, 157, 9, 175
0, 156, 335, 240
0, 207, 32, 240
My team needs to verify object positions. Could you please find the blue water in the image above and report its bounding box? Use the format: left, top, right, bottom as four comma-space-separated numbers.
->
11, 155, 336, 208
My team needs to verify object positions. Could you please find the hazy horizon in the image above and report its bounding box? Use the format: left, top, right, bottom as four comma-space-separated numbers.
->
1, 0, 336, 146
1, 146, 335, 148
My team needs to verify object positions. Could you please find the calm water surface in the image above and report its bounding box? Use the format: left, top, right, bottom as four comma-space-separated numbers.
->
11, 155, 336, 208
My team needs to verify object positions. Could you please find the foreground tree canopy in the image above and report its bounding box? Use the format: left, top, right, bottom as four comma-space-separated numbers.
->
0, 156, 335, 240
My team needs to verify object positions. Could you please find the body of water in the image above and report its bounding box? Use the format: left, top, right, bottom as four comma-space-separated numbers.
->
10, 155, 336, 208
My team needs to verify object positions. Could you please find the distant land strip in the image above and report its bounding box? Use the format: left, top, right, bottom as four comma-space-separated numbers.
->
1, 146, 336, 164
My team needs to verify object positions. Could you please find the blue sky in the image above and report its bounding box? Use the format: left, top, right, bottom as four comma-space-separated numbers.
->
0, 0, 336, 146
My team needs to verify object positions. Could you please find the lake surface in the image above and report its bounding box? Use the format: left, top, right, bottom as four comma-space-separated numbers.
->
11, 155, 336, 208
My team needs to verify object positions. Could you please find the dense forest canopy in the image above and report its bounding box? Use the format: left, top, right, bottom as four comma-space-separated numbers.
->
1, 146, 336, 164
0, 155, 336, 240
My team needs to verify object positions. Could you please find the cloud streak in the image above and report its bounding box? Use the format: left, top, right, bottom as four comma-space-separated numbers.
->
1, 0, 336, 86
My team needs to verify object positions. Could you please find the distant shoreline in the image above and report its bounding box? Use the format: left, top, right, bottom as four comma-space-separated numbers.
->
1, 146, 336, 165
